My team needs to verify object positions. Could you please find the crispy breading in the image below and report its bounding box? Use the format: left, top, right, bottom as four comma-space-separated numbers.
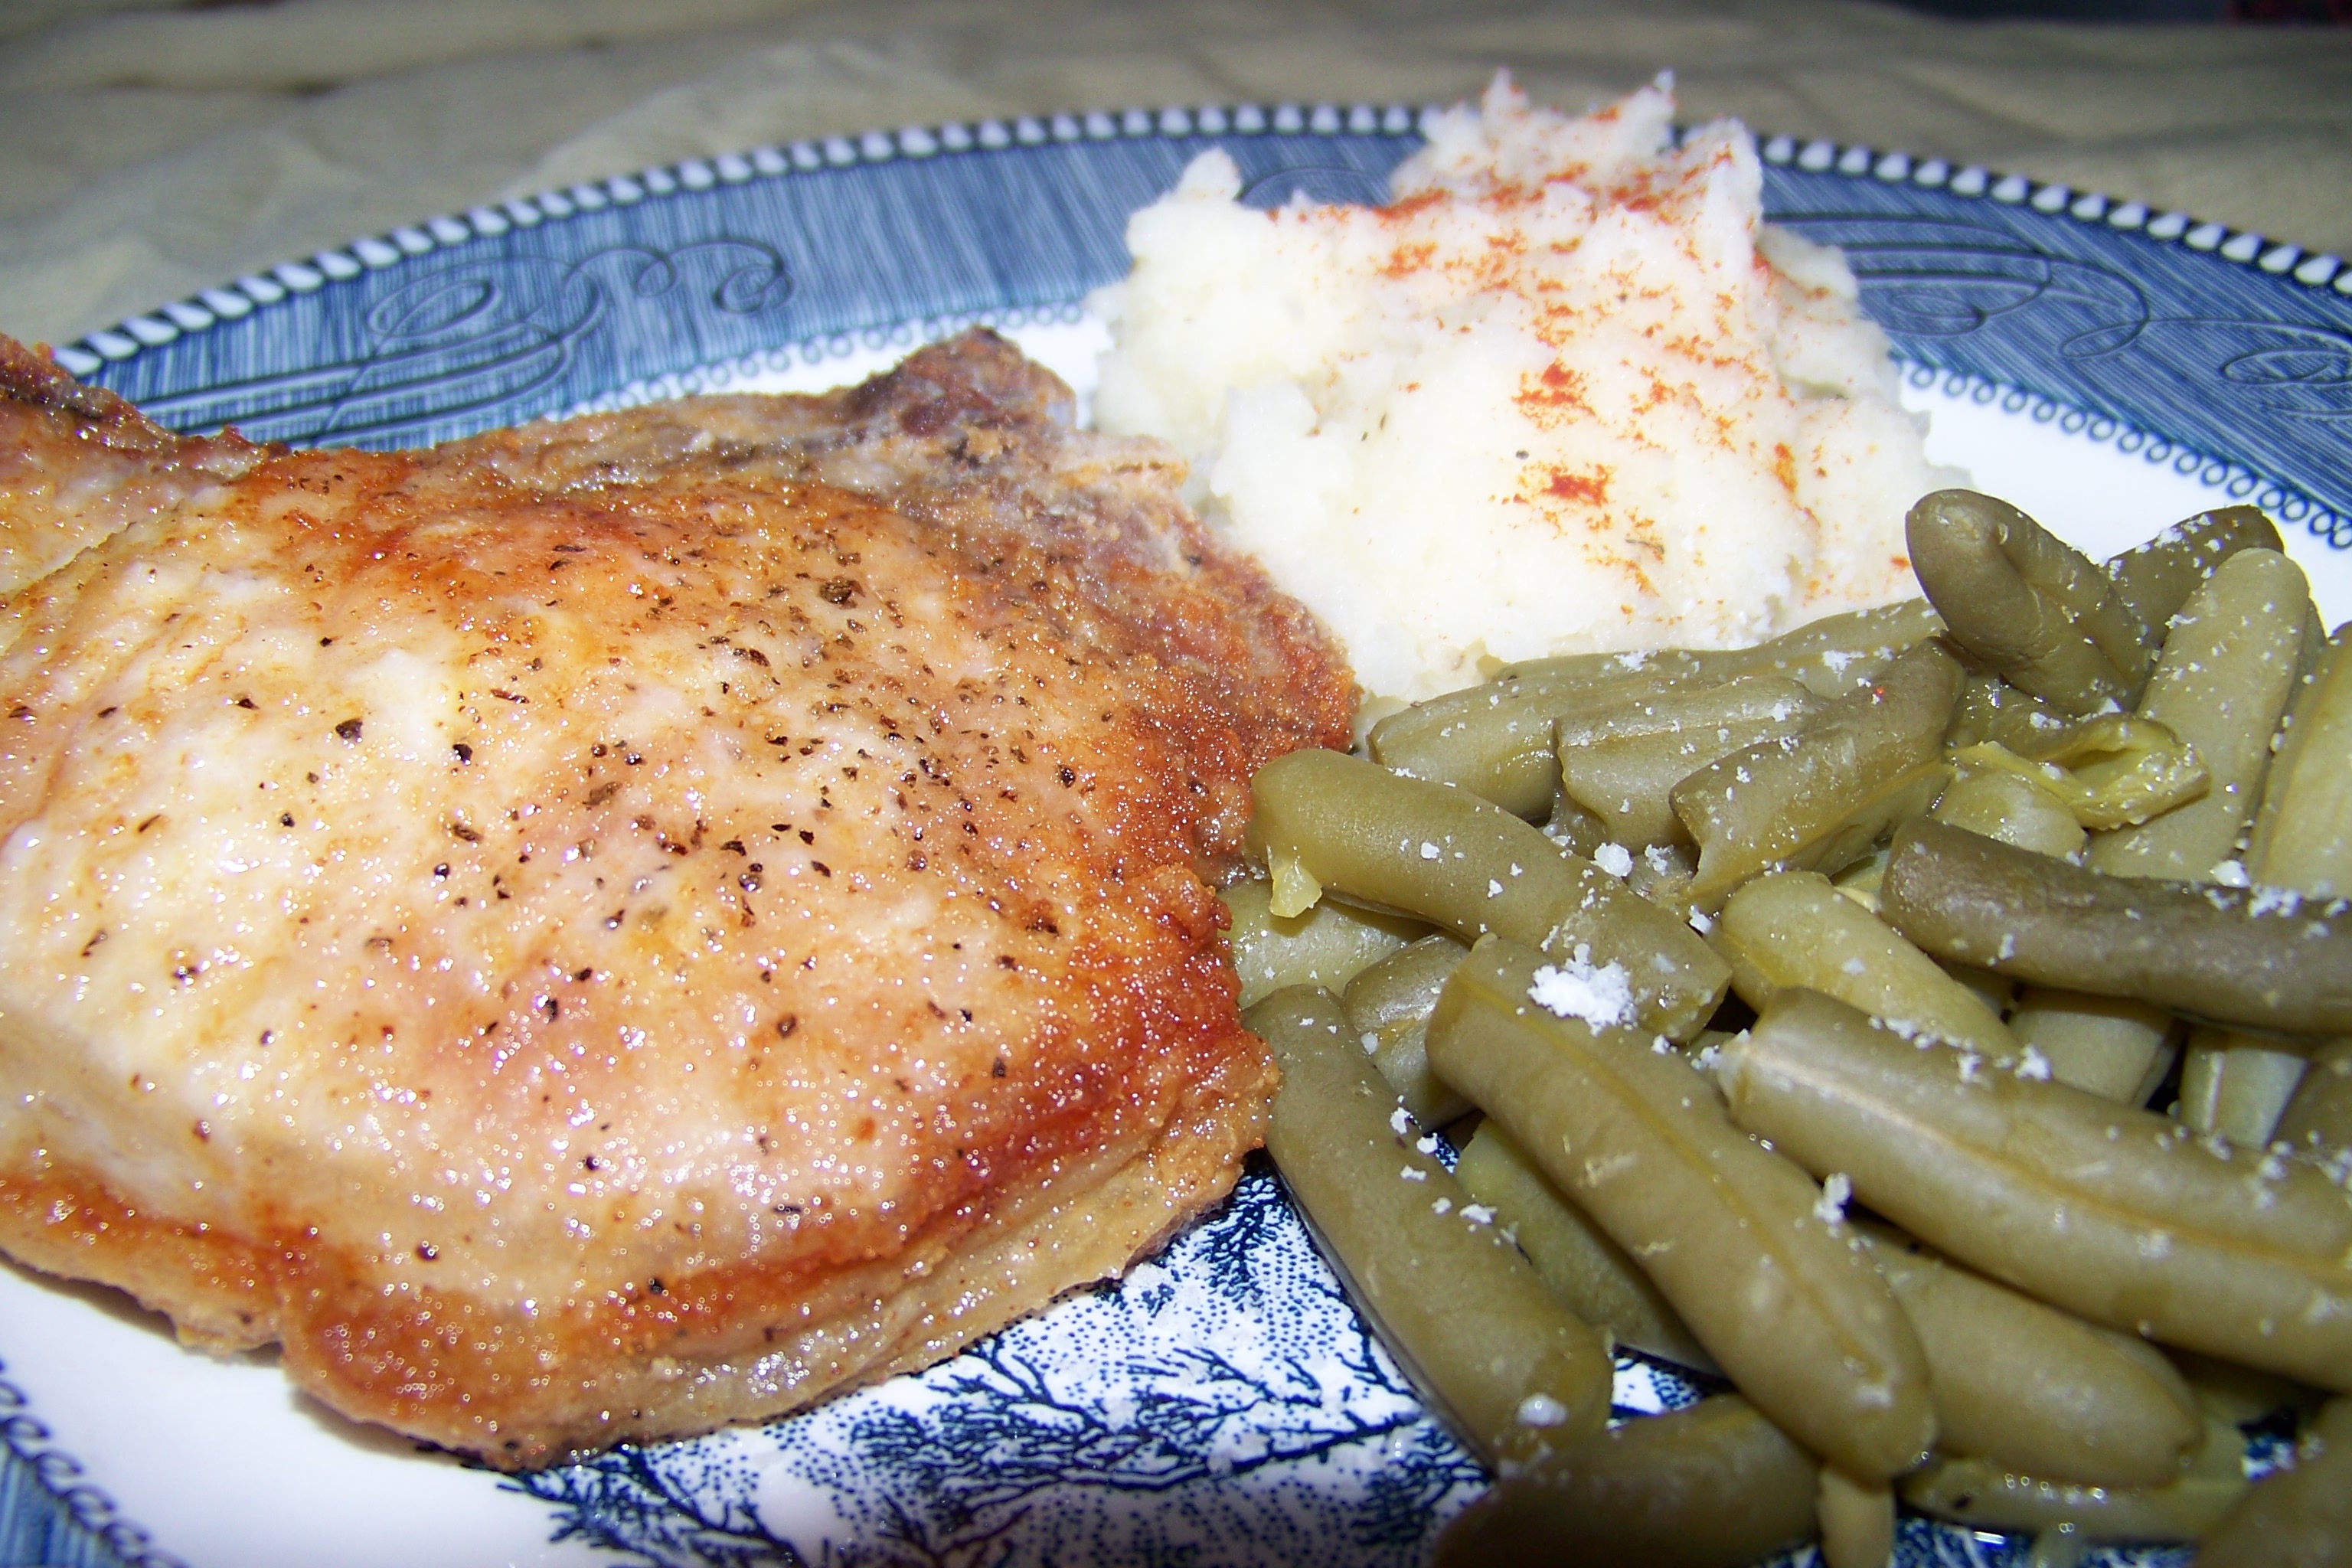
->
0, 332, 1354, 1467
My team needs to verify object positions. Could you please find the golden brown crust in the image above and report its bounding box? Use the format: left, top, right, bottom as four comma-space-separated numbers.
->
0, 335, 263, 596
443, 332, 1356, 863
0, 335, 179, 450
0, 1042, 1272, 1459
0, 332, 1352, 1466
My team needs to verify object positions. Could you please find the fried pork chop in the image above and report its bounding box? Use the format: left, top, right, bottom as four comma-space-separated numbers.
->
0, 330, 1354, 1467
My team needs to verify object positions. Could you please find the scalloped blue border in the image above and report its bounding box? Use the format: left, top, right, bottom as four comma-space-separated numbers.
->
1906, 361, 2341, 540
50, 101, 1424, 381
49, 103, 2352, 383
1, 1359, 181, 1568
1758, 133, 2350, 291
1746, 131, 2352, 555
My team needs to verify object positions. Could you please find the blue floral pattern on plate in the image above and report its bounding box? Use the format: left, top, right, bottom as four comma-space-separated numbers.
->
509, 1164, 1489, 1568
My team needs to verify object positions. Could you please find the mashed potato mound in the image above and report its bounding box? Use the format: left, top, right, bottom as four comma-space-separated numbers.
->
1092, 75, 1959, 702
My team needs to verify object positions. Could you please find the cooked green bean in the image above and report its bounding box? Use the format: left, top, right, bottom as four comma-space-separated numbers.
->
1624, 838, 1697, 907
1501, 599, 1943, 698
1674, 640, 1962, 910
1556, 675, 1824, 848
1341, 933, 1472, 1125
1486, 644, 1749, 686
1816, 1468, 1895, 1568
1830, 844, 1890, 906
2020, 553, 2311, 1115
1955, 752, 2174, 1106
2275, 1039, 2352, 1160
1221, 878, 1425, 1009
2177, 1027, 2309, 1148
2105, 503, 2284, 637
2249, 622, 2352, 898
2294, 600, 2330, 688
2007, 988, 2178, 1103
1942, 959, 2018, 1020
1399, 603, 1942, 821
1908, 489, 2154, 714
1950, 714, 2208, 832
1880, 818, 2352, 1037
1491, 647, 1730, 687
1945, 672, 2072, 753
1723, 598, 1947, 698
1902, 1416, 2249, 1542
2182, 620, 2352, 1143
1363, 675, 1568, 821
1932, 767, 2086, 860
2195, 1396, 2352, 1568
1367, 662, 1704, 818
1429, 938, 1936, 1476
1716, 869, 2016, 1054
1423, 603, 1945, 829
1543, 782, 1609, 858
2094, 549, 2310, 879
1433, 1395, 1821, 1568
1717, 988, 2352, 1390
1250, 748, 1729, 1038
1453, 1121, 1716, 1370
1855, 1220, 2201, 1485
1249, 986, 1613, 1466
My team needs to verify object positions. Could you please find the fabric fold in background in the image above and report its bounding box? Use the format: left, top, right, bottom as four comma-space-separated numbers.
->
1, 0, 2349, 348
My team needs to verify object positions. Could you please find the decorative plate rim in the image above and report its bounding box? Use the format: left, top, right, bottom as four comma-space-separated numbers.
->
3, 97, 2342, 1568
46, 100, 2352, 383
1, 1354, 187, 1568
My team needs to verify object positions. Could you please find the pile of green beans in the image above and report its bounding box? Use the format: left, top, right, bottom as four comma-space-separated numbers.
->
1223, 489, 2352, 1567
1249, 986, 1615, 1468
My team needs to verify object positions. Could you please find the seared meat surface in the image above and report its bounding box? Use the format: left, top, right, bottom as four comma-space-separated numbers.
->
0, 337, 260, 595
0, 331, 1353, 1466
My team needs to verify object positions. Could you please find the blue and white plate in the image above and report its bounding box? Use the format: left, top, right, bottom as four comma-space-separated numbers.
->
5, 103, 2348, 1568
